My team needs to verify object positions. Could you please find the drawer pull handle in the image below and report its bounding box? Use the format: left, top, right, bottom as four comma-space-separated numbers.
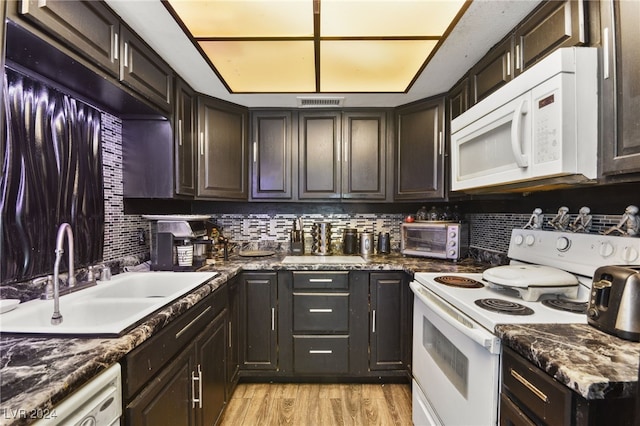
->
309, 350, 333, 354
309, 308, 333, 313
510, 369, 549, 403
176, 306, 212, 339
192, 364, 202, 408
309, 278, 333, 283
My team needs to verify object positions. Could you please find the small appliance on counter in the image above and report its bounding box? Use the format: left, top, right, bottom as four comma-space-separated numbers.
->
588, 265, 640, 341
377, 232, 391, 254
311, 221, 332, 255
144, 215, 211, 271
290, 217, 304, 254
400, 221, 468, 260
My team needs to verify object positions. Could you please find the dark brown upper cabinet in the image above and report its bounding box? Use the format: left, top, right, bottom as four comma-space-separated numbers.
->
449, 78, 469, 121
251, 111, 294, 200
395, 97, 446, 201
197, 96, 249, 200
119, 26, 173, 113
18, 0, 120, 77
298, 111, 343, 200
600, 0, 640, 177
341, 111, 387, 200
514, 0, 587, 75
174, 78, 196, 196
470, 36, 514, 105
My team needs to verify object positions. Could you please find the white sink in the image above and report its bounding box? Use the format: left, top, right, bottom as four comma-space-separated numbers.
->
0, 271, 218, 336
282, 255, 367, 264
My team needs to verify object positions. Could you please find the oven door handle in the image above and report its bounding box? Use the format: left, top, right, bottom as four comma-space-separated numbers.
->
410, 282, 501, 354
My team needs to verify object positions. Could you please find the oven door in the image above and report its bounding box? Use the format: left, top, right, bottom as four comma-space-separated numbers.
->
410, 282, 501, 426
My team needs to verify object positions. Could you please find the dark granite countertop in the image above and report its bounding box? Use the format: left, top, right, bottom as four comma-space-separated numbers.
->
496, 323, 640, 400
0, 253, 484, 426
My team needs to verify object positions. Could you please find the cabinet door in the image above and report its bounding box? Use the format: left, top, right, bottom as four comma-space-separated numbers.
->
226, 277, 240, 390
126, 344, 196, 426
119, 26, 173, 112
175, 78, 196, 196
251, 111, 293, 199
198, 96, 249, 199
369, 272, 406, 370
515, 0, 586, 74
342, 111, 387, 200
298, 111, 342, 199
18, 0, 119, 77
600, 0, 640, 176
470, 36, 514, 104
241, 272, 278, 370
394, 98, 445, 200
449, 78, 469, 121
196, 311, 227, 426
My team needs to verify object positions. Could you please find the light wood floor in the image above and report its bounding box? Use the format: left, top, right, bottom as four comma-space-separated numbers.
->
219, 382, 413, 426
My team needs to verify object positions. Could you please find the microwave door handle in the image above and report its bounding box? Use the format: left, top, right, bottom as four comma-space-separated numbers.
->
510, 99, 529, 168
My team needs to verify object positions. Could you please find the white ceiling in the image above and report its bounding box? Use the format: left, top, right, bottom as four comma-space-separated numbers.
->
105, 0, 542, 108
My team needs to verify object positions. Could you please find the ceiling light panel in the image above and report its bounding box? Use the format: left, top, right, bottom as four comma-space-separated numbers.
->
168, 0, 314, 37
321, 40, 438, 92
320, 0, 467, 37
199, 40, 316, 92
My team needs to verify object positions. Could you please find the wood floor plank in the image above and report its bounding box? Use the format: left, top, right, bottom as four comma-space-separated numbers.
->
219, 382, 412, 426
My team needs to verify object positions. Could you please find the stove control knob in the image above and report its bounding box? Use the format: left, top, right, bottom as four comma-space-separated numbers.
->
525, 235, 535, 246
622, 246, 639, 263
599, 242, 614, 258
514, 234, 524, 245
556, 236, 571, 252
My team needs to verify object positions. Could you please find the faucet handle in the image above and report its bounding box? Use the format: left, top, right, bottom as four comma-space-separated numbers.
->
99, 265, 112, 281
86, 265, 96, 282
37, 275, 55, 300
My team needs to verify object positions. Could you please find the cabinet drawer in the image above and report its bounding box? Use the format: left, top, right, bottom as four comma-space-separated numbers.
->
123, 285, 227, 400
502, 348, 572, 426
293, 271, 348, 289
293, 336, 349, 374
293, 293, 349, 332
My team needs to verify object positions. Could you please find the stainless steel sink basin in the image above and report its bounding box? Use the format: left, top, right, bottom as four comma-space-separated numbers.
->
0, 271, 218, 336
282, 255, 367, 264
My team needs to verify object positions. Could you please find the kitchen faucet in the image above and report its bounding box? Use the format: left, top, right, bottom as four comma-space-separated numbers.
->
51, 223, 76, 325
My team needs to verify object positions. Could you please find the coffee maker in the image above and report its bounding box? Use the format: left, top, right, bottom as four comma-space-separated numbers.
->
151, 219, 209, 271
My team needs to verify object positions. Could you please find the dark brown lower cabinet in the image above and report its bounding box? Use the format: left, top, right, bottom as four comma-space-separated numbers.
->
123, 286, 232, 426
369, 272, 411, 371
240, 272, 278, 370
501, 347, 635, 426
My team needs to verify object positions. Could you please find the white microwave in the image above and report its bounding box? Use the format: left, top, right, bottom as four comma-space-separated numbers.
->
450, 47, 598, 192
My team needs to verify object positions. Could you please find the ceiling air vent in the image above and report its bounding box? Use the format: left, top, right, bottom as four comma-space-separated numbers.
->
297, 96, 345, 108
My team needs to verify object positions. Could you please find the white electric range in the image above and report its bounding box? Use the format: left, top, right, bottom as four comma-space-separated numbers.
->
410, 228, 640, 426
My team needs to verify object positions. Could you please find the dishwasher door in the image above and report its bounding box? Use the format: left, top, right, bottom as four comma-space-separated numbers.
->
35, 363, 122, 426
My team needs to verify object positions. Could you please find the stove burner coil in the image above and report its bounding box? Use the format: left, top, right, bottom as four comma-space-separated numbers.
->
434, 276, 484, 288
541, 299, 588, 314
474, 298, 535, 315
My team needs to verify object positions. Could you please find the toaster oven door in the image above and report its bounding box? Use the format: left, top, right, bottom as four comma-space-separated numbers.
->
401, 225, 448, 258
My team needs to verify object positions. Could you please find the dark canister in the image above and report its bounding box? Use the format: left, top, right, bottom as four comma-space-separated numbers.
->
342, 228, 358, 254
377, 232, 390, 254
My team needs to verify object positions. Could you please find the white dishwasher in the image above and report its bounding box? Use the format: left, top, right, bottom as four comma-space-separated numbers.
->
35, 363, 122, 426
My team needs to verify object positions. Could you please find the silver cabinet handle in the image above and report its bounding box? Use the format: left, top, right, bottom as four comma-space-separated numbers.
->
309, 350, 333, 354
510, 369, 548, 403
192, 364, 203, 408
603, 27, 610, 80
506, 51, 511, 76
309, 308, 333, 313
200, 132, 204, 156
176, 306, 211, 339
123, 42, 129, 68
178, 119, 183, 146
253, 141, 257, 163
309, 278, 333, 283
271, 307, 275, 331
438, 131, 443, 156
113, 32, 119, 60
372, 309, 376, 333
228, 321, 232, 348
